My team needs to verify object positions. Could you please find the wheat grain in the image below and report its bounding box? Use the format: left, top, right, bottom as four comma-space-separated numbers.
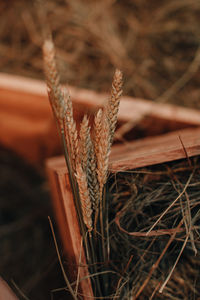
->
106, 69, 123, 145
94, 109, 103, 160
63, 87, 79, 172
95, 113, 110, 199
79, 115, 90, 171
87, 136, 100, 211
76, 163, 93, 231
43, 39, 65, 126
79, 115, 100, 210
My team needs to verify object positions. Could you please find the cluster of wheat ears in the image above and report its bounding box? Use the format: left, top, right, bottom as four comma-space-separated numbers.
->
43, 37, 123, 297
43, 38, 122, 232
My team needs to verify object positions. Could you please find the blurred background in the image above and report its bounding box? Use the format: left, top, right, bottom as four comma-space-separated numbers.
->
1, 0, 200, 299
1, 0, 200, 107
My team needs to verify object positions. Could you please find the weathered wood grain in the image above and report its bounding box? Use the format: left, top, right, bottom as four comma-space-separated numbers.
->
1, 73, 200, 164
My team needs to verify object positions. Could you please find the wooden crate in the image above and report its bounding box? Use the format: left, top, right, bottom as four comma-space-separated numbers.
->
2, 72, 200, 297
46, 126, 200, 298
45, 91, 200, 298
1, 72, 200, 164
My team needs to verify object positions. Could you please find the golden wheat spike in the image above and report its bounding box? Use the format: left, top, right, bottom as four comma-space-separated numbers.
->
76, 163, 93, 231
94, 109, 103, 159
95, 113, 110, 199
79, 115, 90, 171
87, 135, 100, 211
63, 88, 79, 172
106, 69, 123, 145
43, 39, 66, 126
79, 115, 100, 210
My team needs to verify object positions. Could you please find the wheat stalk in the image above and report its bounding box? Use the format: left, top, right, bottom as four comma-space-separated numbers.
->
43, 34, 123, 293
76, 163, 93, 232
94, 69, 123, 202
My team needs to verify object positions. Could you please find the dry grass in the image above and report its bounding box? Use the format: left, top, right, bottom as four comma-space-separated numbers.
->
108, 157, 200, 299
1, 0, 200, 108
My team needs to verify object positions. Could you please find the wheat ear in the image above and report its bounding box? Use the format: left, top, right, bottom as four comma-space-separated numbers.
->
79, 115, 100, 210
95, 113, 110, 199
87, 137, 100, 211
106, 69, 123, 145
79, 115, 90, 171
43, 39, 66, 126
63, 88, 79, 173
76, 163, 93, 232
94, 109, 103, 159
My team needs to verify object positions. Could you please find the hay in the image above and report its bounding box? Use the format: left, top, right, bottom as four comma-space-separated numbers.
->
106, 156, 200, 299
1, 0, 200, 107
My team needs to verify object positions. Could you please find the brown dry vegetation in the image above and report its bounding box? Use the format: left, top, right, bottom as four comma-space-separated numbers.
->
1, 0, 200, 108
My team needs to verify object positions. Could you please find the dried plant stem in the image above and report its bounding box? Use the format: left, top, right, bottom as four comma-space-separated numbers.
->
62, 129, 102, 295
43, 35, 123, 297
159, 232, 190, 293
48, 217, 78, 300
133, 219, 184, 299
96, 115, 110, 263
43, 38, 85, 236
146, 171, 194, 235
170, 170, 197, 255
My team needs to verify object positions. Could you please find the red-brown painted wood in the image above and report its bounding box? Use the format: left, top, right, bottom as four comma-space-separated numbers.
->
1, 73, 200, 164
46, 126, 200, 298
46, 159, 94, 298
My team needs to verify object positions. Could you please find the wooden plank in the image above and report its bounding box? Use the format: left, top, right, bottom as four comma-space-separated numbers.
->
46, 160, 94, 299
1, 73, 200, 164
1, 72, 200, 125
46, 126, 200, 174
1, 72, 200, 165
46, 126, 200, 299
110, 126, 200, 171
